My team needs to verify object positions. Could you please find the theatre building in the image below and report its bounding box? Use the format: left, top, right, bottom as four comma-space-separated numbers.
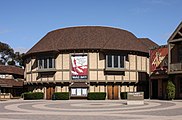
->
24, 26, 158, 99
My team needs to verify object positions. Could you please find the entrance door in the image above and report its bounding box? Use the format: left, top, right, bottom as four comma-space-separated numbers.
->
46, 87, 55, 100
107, 85, 119, 100
152, 80, 158, 99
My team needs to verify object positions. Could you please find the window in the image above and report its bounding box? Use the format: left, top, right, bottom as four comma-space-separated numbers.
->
178, 46, 182, 62
0, 74, 6, 78
106, 55, 125, 69
180, 80, 182, 93
49, 57, 53, 68
38, 57, 55, 69
44, 58, 47, 68
71, 88, 87, 96
108, 55, 112, 67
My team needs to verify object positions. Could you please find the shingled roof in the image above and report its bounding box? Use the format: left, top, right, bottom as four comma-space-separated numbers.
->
26, 26, 158, 55
0, 65, 24, 76
0, 78, 23, 87
138, 38, 159, 50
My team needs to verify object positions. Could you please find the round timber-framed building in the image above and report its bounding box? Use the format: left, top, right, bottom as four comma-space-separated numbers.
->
24, 26, 158, 99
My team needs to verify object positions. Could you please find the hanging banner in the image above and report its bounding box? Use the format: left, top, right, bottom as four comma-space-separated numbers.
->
150, 46, 168, 72
71, 54, 88, 80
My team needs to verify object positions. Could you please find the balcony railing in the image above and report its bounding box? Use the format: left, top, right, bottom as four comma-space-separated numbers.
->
170, 63, 182, 71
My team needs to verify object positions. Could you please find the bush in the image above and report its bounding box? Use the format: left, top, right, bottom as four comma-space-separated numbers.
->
166, 80, 175, 100
87, 92, 106, 100
120, 92, 127, 99
23, 92, 44, 100
21, 92, 31, 98
52, 92, 69, 100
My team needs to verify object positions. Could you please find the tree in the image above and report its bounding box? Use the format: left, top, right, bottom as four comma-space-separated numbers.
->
0, 41, 24, 67
166, 80, 176, 100
14, 52, 25, 66
0, 41, 14, 65
7, 60, 16, 65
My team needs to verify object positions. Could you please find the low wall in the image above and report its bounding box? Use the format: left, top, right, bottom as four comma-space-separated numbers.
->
0, 93, 12, 99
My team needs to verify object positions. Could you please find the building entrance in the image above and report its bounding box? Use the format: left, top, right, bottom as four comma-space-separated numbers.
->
152, 80, 158, 99
46, 87, 55, 100
107, 85, 119, 100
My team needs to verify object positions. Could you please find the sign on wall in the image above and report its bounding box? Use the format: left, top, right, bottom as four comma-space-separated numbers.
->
150, 46, 168, 72
71, 54, 88, 80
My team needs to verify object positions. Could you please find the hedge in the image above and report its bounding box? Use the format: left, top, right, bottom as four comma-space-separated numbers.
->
120, 92, 127, 99
87, 92, 106, 100
52, 92, 69, 100
23, 92, 44, 100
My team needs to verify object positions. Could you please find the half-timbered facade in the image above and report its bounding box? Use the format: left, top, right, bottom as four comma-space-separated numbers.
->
24, 26, 158, 99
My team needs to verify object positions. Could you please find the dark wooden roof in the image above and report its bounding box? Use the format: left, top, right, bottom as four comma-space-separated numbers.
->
0, 65, 24, 76
138, 38, 159, 50
69, 82, 88, 88
0, 79, 23, 87
26, 26, 158, 55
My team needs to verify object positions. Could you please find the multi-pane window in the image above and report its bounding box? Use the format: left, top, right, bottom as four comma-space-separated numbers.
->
38, 57, 55, 69
106, 55, 125, 69
71, 88, 87, 96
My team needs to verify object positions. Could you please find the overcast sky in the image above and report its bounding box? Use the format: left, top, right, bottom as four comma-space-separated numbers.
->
0, 0, 181, 53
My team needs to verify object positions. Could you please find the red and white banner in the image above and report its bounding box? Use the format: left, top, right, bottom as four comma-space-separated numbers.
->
71, 55, 88, 80
150, 46, 168, 72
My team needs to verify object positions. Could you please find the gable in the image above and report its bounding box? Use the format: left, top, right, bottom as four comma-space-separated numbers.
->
168, 22, 182, 43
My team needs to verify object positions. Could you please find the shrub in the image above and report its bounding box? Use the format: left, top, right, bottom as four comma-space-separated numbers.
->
52, 92, 69, 100
23, 92, 44, 100
21, 92, 31, 98
87, 92, 106, 100
166, 80, 175, 100
120, 92, 127, 99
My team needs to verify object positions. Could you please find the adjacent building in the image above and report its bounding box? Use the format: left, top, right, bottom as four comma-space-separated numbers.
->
0, 65, 24, 99
24, 26, 158, 99
150, 21, 182, 99
149, 45, 168, 99
168, 22, 182, 99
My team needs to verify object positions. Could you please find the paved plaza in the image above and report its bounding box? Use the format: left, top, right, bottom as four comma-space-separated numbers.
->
0, 99, 182, 120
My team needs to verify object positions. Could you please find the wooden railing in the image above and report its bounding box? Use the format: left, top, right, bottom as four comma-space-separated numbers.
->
170, 63, 182, 71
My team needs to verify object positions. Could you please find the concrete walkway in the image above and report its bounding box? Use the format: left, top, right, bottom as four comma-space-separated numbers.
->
0, 99, 182, 120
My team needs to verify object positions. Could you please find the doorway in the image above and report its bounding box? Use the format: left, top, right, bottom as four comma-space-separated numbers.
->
107, 85, 119, 100
152, 80, 158, 99
46, 87, 55, 100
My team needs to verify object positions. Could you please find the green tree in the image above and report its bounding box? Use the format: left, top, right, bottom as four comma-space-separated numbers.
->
0, 41, 24, 67
166, 80, 175, 100
0, 41, 14, 65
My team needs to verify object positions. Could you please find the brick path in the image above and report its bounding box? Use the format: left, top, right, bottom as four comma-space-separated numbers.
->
0, 99, 182, 120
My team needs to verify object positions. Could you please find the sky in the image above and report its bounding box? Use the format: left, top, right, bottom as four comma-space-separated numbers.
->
0, 0, 181, 53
